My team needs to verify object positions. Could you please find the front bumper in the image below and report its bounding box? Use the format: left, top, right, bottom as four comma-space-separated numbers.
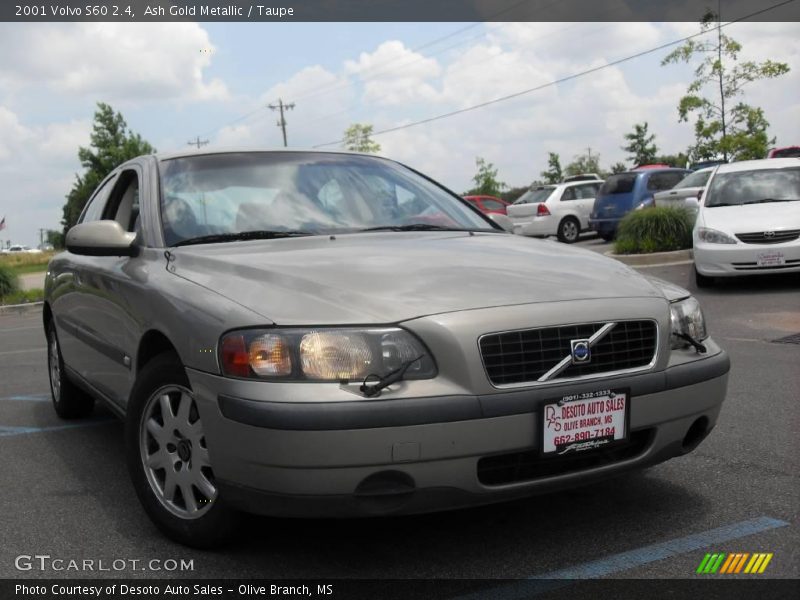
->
187, 349, 729, 517
694, 240, 800, 277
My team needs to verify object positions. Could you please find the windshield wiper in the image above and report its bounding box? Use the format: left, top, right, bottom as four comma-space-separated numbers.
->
359, 224, 471, 232
741, 198, 799, 205
173, 230, 312, 247
360, 356, 424, 398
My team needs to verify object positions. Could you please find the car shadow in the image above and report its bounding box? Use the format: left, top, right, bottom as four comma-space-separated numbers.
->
690, 271, 799, 295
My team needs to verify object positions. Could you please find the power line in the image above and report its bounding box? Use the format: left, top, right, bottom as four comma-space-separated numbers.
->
312, 0, 795, 148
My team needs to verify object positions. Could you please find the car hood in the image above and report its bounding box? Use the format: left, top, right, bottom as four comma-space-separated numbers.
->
170, 232, 665, 325
698, 202, 800, 233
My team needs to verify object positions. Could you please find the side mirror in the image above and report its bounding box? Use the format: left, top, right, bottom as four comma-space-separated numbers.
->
66, 220, 138, 257
697, 188, 704, 202
487, 213, 514, 233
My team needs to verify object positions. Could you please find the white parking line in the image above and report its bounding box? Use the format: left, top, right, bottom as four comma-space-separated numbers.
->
0, 326, 42, 333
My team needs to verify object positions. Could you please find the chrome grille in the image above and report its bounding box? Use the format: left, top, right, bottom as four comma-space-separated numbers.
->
735, 229, 800, 244
479, 320, 657, 386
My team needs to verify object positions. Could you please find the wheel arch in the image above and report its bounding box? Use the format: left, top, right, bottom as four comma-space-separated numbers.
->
136, 329, 181, 375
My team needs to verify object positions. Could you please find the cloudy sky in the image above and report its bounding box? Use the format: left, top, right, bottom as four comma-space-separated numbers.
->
0, 20, 798, 247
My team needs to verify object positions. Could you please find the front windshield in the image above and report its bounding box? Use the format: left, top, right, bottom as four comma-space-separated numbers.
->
705, 167, 800, 207
674, 169, 712, 189
158, 152, 493, 245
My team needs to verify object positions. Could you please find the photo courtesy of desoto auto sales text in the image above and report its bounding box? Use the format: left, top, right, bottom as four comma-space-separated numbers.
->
0, 1, 798, 599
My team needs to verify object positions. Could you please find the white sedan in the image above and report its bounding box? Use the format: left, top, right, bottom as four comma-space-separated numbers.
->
693, 158, 800, 286
653, 167, 715, 218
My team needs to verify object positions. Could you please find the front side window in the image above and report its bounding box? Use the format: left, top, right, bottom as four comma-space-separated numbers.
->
158, 153, 493, 246
79, 175, 118, 223
705, 167, 800, 207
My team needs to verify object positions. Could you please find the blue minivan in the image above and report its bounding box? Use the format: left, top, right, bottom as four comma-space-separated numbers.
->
589, 167, 690, 240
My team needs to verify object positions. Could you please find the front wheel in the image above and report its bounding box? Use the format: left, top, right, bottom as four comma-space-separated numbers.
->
125, 352, 239, 548
557, 217, 580, 243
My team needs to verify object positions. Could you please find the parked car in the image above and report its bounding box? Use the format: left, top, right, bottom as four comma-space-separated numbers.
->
653, 167, 715, 217
589, 167, 691, 240
507, 179, 603, 243
45, 149, 728, 547
767, 146, 800, 159
690, 159, 726, 171
463, 195, 510, 215
693, 158, 800, 286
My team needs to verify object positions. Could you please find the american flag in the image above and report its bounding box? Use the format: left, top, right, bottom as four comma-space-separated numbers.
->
0, 216, 5, 231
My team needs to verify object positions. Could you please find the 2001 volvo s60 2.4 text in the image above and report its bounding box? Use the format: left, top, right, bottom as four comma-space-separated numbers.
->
44, 150, 729, 547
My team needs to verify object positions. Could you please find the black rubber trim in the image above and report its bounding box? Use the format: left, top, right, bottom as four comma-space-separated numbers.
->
219, 393, 483, 431
218, 350, 729, 431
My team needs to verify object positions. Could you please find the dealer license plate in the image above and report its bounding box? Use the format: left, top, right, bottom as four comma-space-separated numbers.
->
757, 251, 785, 267
541, 389, 628, 455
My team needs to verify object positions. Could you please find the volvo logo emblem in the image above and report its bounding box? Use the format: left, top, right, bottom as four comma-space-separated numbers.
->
764, 231, 775, 238
570, 339, 591, 364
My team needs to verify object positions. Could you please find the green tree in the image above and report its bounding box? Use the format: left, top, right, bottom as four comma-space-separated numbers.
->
465, 157, 505, 196
46, 229, 65, 249
540, 152, 563, 184
62, 103, 155, 233
608, 162, 628, 174
662, 13, 789, 161
565, 150, 601, 178
342, 123, 381, 153
654, 152, 690, 168
622, 122, 658, 166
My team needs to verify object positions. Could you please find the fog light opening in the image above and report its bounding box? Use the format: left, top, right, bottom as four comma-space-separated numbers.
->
682, 416, 710, 452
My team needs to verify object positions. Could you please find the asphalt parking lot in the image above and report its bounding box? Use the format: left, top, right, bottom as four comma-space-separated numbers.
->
1, 243, 798, 584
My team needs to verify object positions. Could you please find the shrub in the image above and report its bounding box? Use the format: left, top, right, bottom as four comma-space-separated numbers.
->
1, 288, 44, 305
614, 207, 693, 254
0, 264, 20, 299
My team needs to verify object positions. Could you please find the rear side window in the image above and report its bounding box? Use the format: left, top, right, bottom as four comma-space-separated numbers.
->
560, 187, 577, 201
674, 170, 712, 189
769, 147, 800, 158
600, 174, 636, 195
646, 171, 687, 192
482, 199, 506, 210
79, 175, 118, 223
514, 187, 554, 205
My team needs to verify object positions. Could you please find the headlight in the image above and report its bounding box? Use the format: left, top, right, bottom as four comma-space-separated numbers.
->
220, 328, 437, 381
670, 296, 708, 349
696, 227, 736, 244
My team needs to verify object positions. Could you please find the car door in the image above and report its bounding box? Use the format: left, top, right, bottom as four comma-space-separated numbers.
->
51, 172, 118, 379
72, 165, 149, 406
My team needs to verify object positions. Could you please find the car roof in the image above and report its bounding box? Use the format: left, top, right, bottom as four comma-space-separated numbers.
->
714, 157, 800, 173
152, 147, 383, 161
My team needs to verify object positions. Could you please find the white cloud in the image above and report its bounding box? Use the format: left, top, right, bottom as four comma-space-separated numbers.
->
344, 41, 442, 106
0, 23, 228, 104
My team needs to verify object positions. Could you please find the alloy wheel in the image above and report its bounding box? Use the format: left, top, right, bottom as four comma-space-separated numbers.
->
48, 334, 61, 404
139, 385, 216, 519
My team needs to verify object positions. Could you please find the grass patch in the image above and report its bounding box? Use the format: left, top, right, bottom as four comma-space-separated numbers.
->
0, 251, 54, 275
1, 288, 43, 306
613, 207, 693, 255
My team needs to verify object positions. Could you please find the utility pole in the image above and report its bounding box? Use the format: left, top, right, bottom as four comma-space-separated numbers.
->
38, 228, 46, 249
187, 136, 209, 149
268, 98, 295, 147
717, 0, 728, 162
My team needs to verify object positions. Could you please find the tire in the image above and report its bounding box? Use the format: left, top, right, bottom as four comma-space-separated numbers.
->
694, 266, 714, 288
557, 217, 580, 244
599, 231, 615, 242
125, 352, 239, 548
47, 320, 94, 419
